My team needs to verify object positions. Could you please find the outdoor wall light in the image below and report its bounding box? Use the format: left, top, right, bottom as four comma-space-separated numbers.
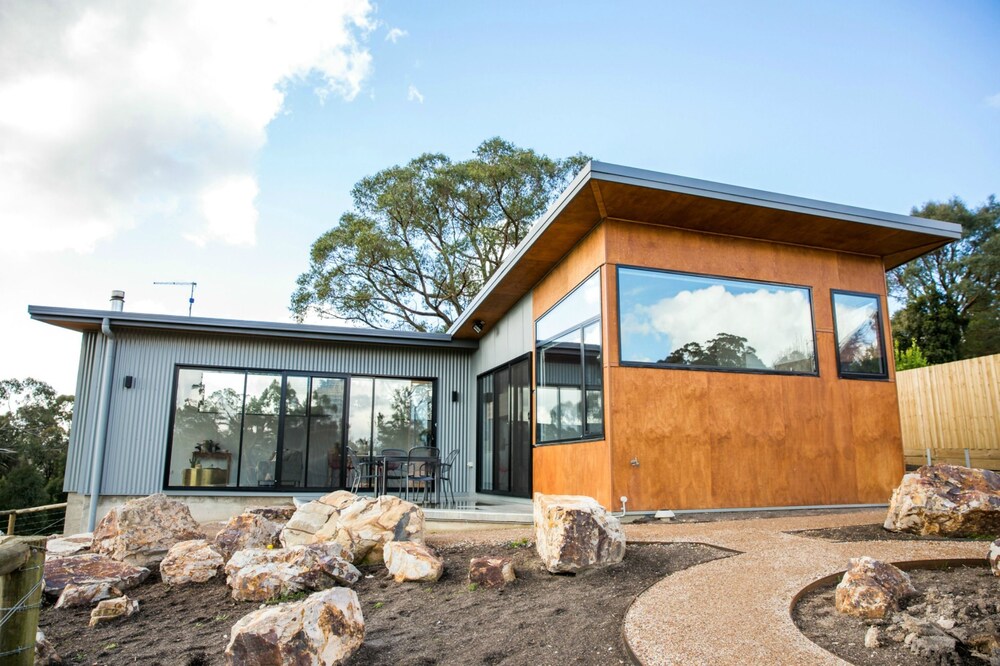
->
451, 390, 459, 403
124, 375, 135, 389
472, 320, 485, 334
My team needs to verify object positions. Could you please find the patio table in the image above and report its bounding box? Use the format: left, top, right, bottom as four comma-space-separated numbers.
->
374, 452, 441, 505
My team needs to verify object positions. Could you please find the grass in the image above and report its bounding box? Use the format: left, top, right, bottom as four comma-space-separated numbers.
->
508, 537, 532, 549
264, 591, 309, 605
467, 582, 480, 592
373, 601, 384, 610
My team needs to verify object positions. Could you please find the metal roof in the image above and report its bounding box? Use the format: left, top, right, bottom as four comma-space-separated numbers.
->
28, 306, 477, 350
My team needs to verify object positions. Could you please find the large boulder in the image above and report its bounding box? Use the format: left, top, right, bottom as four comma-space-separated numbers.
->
533, 493, 626, 574
224, 543, 360, 602
93, 494, 204, 566
384, 542, 443, 582
884, 465, 1000, 537
469, 556, 516, 589
835, 556, 917, 619
89, 595, 139, 627
160, 539, 224, 585
46, 533, 93, 557
43, 553, 149, 597
281, 491, 360, 547
54, 581, 120, 609
225, 587, 364, 666
281, 492, 424, 565
246, 505, 297, 524
214, 513, 283, 562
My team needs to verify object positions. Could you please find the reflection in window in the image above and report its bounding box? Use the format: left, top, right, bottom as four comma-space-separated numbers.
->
833, 291, 887, 378
167, 369, 244, 488
618, 267, 817, 374
348, 377, 433, 457
536, 271, 603, 443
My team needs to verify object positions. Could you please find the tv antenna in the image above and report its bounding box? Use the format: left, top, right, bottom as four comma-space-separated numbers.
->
153, 281, 198, 316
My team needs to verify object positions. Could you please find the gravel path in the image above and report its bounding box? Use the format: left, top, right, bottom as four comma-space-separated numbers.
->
621, 510, 988, 665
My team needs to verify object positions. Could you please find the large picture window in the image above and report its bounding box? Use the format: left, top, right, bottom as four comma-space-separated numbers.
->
536, 271, 603, 444
832, 290, 888, 379
166, 367, 433, 491
617, 267, 817, 375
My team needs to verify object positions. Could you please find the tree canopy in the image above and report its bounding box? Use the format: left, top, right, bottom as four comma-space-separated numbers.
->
889, 196, 999, 364
0, 378, 73, 510
292, 138, 590, 332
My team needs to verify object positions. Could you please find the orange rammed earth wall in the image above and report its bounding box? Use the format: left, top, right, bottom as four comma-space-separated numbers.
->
531, 218, 904, 512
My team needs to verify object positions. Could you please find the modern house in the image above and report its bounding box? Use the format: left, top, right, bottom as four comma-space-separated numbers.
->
30, 162, 961, 532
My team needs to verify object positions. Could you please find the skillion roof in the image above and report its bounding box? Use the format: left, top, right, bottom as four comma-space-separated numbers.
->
447, 161, 962, 339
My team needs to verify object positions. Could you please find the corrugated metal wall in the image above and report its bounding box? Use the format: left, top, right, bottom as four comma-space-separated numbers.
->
67, 329, 476, 497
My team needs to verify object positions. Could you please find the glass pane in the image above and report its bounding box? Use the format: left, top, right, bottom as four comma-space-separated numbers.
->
536, 386, 582, 442
495, 368, 511, 493
280, 415, 307, 487
536, 271, 601, 342
168, 368, 243, 487
239, 374, 282, 487
372, 378, 433, 454
833, 292, 886, 376
586, 389, 604, 437
538, 328, 582, 387
479, 374, 494, 492
347, 377, 374, 456
308, 416, 343, 488
618, 267, 816, 374
284, 376, 309, 416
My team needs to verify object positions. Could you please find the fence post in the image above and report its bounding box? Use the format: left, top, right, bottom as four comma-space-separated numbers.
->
965, 448, 972, 468
926, 448, 932, 466
0, 536, 47, 665
6, 513, 14, 537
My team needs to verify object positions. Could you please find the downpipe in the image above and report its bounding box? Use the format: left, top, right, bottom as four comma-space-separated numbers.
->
87, 316, 118, 532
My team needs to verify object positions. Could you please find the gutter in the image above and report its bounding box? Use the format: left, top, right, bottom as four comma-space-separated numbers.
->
86, 291, 124, 531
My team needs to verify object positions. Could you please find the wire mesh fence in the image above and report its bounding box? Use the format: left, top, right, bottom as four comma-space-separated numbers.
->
1, 504, 67, 538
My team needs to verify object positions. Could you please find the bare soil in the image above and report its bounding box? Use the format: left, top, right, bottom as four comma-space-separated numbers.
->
38, 537, 729, 666
793, 565, 1000, 665
789, 523, 999, 543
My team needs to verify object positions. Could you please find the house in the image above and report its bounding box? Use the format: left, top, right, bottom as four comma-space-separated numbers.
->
30, 162, 961, 532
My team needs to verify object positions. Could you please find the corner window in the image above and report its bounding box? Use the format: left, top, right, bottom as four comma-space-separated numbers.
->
536, 271, 603, 444
617, 267, 818, 375
832, 291, 888, 379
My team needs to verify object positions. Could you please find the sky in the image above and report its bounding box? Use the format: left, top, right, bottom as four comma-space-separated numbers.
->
0, 0, 997, 395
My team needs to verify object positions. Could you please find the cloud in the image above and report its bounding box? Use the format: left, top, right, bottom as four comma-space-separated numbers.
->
0, 1, 375, 256
624, 284, 815, 366
407, 85, 425, 104
385, 27, 408, 43
987, 92, 1000, 109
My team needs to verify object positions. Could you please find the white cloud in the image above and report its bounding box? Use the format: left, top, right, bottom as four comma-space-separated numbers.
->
385, 27, 408, 43
987, 92, 1000, 109
0, 0, 374, 256
407, 85, 425, 104
626, 284, 814, 366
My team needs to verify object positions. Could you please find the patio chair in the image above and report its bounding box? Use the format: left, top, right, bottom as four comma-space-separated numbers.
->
381, 448, 408, 496
437, 449, 460, 505
405, 446, 439, 504
347, 448, 380, 494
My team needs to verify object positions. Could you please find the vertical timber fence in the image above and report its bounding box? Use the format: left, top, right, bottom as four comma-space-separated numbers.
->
897, 353, 1000, 469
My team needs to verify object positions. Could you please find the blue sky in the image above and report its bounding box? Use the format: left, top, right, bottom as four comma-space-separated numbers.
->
0, 1, 997, 394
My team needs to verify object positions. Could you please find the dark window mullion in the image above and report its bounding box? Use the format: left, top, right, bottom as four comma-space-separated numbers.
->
235, 372, 249, 487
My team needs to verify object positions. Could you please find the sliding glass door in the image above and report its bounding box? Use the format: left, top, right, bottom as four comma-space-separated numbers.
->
477, 355, 532, 498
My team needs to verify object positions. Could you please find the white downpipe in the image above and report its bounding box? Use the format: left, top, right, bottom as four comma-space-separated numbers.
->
87, 314, 119, 531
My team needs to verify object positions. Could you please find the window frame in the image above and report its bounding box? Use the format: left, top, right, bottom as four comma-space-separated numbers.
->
535, 269, 605, 446
162, 364, 438, 493
615, 265, 820, 377
830, 289, 890, 381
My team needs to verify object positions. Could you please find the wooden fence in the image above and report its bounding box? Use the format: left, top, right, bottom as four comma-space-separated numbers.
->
897, 353, 1000, 469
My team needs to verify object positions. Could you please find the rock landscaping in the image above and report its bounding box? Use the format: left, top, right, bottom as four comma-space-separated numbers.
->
468, 555, 516, 589
214, 512, 283, 562
835, 556, 917, 619
89, 595, 139, 626
224, 542, 360, 602
160, 539, 225, 585
533, 492, 626, 573
93, 493, 205, 566
383, 541, 443, 582
885, 464, 1000, 537
43, 552, 149, 597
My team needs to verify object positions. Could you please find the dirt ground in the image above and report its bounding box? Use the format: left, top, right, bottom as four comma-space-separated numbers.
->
38, 536, 729, 666
789, 522, 997, 543
794, 565, 1000, 666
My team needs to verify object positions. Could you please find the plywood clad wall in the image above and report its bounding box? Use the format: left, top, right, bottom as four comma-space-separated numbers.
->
897, 353, 1000, 453
604, 219, 904, 510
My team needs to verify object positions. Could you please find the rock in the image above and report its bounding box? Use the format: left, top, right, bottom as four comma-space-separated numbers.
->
93, 494, 204, 566
281, 492, 425, 565
225, 587, 364, 666
54, 581, 121, 608
35, 630, 62, 665
88, 595, 139, 627
533, 493, 626, 573
46, 533, 93, 557
224, 543, 360, 602
384, 542, 443, 583
835, 557, 917, 619
43, 553, 149, 597
990, 540, 1000, 576
469, 556, 516, 589
246, 505, 297, 524
864, 626, 880, 649
908, 634, 957, 660
160, 539, 224, 585
214, 513, 283, 562
885, 465, 1000, 537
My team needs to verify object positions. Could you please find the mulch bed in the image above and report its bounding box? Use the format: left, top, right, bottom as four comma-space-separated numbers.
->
38, 539, 730, 666
789, 523, 999, 543
793, 564, 1000, 666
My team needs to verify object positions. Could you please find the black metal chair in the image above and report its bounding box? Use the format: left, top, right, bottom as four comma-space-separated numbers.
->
347, 448, 380, 494
437, 449, 460, 505
381, 448, 408, 496
405, 446, 439, 504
